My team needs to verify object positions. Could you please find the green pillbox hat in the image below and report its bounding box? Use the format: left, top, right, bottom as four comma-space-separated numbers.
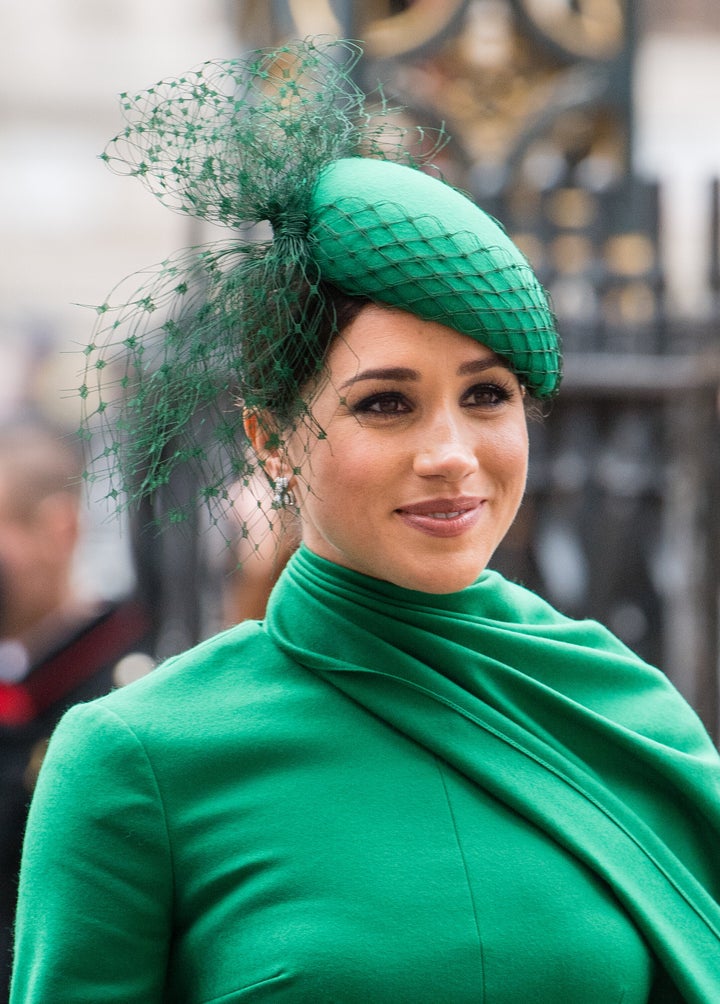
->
310, 158, 560, 398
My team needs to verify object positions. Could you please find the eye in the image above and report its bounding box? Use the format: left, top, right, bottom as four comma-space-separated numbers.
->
351, 391, 412, 416
462, 381, 514, 408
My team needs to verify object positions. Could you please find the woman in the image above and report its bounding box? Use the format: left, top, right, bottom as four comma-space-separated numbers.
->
11, 39, 720, 1002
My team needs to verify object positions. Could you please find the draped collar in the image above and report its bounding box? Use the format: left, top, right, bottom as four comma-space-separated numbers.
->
267, 545, 718, 785
265, 545, 720, 1002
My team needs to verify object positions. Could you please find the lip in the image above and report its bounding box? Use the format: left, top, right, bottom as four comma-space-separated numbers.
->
395, 497, 484, 538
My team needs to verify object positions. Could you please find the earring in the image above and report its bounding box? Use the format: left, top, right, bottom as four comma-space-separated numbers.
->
272, 475, 297, 511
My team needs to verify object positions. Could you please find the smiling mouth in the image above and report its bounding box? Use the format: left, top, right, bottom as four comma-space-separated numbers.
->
395, 499, 484, 537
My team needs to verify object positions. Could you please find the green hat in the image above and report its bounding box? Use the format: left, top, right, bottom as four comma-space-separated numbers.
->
310, 157, 559, 398
81, 37, 560, 533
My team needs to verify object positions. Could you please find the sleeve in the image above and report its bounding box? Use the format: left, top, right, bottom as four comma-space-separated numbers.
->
10, 701, 173, 1003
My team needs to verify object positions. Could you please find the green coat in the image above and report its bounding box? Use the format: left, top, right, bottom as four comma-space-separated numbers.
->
11, 547, 720, 1001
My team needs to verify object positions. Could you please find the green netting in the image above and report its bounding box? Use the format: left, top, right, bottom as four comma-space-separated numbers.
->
311, 158, 559, 397
80, 36, 560, 538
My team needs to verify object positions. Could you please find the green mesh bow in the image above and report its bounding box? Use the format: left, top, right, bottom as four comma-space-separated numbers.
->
80, 36, 559, 538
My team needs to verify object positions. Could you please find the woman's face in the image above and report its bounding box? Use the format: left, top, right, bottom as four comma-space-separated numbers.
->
287, 305, 529, 594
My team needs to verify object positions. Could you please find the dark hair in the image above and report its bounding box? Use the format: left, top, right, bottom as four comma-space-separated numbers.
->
243, 278, 372, 426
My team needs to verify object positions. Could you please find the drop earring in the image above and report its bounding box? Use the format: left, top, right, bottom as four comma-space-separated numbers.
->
272, 475, 297, 511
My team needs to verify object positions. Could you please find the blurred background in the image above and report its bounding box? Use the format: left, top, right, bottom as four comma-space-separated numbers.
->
1, 0, 719, 735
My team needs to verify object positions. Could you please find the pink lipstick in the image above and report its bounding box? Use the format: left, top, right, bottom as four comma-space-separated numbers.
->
395, 497, 484, 538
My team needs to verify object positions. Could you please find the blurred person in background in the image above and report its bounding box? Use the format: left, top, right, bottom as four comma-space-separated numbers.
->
0, 415, 153, 1000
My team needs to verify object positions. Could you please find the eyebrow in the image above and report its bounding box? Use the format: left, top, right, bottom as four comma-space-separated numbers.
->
458, 355, 510, 376
339, 355, 509, 390
340, 367, 418, 389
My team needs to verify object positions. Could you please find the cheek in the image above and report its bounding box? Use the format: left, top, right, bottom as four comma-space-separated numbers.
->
485, 422, 529, 482
302, 438, 375, 506
293, 431, 386, 544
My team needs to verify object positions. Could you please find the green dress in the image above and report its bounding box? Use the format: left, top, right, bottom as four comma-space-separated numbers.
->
11, 547, 720, 1001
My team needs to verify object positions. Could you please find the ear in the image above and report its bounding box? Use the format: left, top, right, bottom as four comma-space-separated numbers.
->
243, 410, 283, 481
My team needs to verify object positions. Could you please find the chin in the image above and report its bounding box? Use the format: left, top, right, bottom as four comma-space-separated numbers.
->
389, 562, 487, 595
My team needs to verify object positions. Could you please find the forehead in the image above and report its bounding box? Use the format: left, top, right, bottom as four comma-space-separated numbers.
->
329, 305, 502, 371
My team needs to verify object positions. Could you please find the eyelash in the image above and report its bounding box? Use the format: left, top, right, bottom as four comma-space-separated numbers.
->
351, 382, 515, 416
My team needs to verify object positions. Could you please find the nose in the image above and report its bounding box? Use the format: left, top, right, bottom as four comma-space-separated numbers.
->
412, 412, 479, 482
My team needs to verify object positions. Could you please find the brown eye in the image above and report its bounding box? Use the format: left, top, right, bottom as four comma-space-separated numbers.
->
463, 383, 513, 407
353, 392, 412, 415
